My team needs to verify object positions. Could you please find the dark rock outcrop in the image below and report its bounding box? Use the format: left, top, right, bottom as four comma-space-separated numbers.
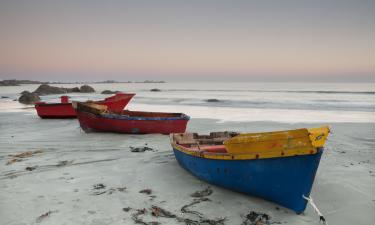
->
80, 85, 95, 93
18, 84, 96, 104
101, 90, 118, 94
69, 87, 81, 92
32, 84, 95, 96
18, 91, 41, 104
33, 84, 68, 95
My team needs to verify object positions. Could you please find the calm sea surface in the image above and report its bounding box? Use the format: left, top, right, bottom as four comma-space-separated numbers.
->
1, 82, 375, 123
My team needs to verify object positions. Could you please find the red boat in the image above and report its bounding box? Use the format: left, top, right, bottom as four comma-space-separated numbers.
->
35, 93, 135, 119
74, 102, 190, 134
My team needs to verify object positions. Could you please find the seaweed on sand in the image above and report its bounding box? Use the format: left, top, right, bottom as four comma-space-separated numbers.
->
241, 211, 274, 225
190, 187, 213, 198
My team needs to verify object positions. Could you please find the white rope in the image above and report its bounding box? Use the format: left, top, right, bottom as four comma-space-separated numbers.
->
303, 195, 328, 225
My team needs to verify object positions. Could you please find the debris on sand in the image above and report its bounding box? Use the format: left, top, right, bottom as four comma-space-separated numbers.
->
198, 218, 226, 225
36, 210, 57, 223
6, 150, 43, 165
93, 183, 106, 190
130, 146, 155, 152
131, 208, 156, 225
241, 211, 272, 225
107, 188, 117, 195
91, 184, 127, 195
56, 160, 74, 167
25, 166, 38, 171
92, 190, 107, 196
9, 150, 43, 158
151, 206, 176, 218
92, 183, 107, 195
127, 200, 225, 225
123, 207, 132, 212
140, 189, 152, 195
117, 187, 127, 192
177, 213, 226, 225
177, 218, 197, 225
181, 197, 211, 217
190, 186, 213, 198
87, 210, 96, 214
6, 158, 23, 165
107, 187, 127, 194
206, 99, 220, 102
179, 197, 226, 224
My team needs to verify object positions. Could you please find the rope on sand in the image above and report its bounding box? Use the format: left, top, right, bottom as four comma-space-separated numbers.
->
303, 195, 328, 225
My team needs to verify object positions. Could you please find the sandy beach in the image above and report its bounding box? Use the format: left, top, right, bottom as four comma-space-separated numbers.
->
0, 103, 374, 225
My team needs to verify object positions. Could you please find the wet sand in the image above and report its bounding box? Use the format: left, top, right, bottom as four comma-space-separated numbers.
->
0, 111, 375, 225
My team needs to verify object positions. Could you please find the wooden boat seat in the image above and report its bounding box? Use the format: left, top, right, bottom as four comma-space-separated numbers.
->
74, 102, 108, 114
189, 145, 227, 153
174, 132, 239, 145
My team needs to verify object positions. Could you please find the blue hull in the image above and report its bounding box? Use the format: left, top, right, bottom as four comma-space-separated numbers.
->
173, 148, 323, 213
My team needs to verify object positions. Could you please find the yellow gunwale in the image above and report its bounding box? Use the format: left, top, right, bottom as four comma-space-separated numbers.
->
171, 141, 318, 160
170, 126, 329, 161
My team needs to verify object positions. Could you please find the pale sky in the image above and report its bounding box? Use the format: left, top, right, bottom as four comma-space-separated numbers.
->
0, 0, 374, 82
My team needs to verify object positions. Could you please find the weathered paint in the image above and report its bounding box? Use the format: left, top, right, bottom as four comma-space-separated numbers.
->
76, 111, 189, 134
308, 126, 330, 148
173, 147, 323, 214
221, 126, 329, 159
170, 127, 329, 213
35, 103, 77, 119
171, 127, 329, 160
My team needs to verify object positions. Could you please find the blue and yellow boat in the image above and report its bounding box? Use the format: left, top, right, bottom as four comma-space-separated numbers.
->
170, 126, 330, 213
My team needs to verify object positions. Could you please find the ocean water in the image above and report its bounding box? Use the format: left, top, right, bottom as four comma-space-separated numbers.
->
0, 82, 375, 123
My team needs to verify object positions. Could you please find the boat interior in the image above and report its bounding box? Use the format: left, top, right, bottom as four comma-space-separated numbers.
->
76, 102, 186, 118
172, 126, 330, 157
74, 102, 109, 114
120, 110, 185, 118
172, 132, 239, 153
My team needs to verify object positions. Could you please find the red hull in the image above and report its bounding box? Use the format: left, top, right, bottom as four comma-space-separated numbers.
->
35, 103, 77, 118
76, 111, 189, 134
35, 93, 135, 119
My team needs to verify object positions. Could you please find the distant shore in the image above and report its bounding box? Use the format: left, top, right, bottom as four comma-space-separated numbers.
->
0, 79, 166, 86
